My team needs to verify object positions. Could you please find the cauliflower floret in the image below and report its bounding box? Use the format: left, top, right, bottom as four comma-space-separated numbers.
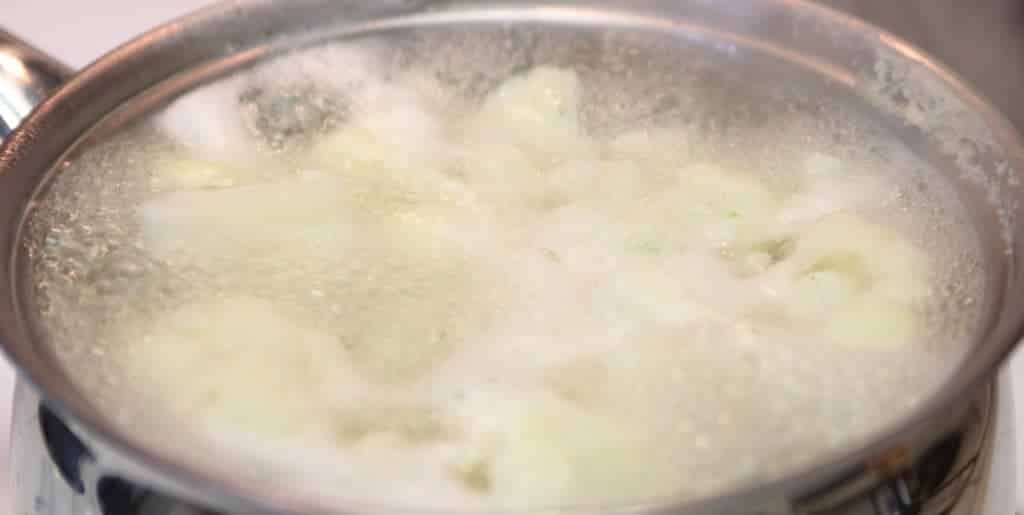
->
467, 67, 594, 167
118, 296, 359, 438
483, 393, 673, 508
138, 174, 353, 262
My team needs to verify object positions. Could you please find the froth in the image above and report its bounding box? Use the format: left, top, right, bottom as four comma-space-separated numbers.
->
28, 34, 982, 511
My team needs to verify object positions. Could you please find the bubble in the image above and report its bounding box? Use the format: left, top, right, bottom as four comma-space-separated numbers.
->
25, 29, 982, 511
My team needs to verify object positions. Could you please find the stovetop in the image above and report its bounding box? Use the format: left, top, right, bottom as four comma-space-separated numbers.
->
3, 1, 1024, 514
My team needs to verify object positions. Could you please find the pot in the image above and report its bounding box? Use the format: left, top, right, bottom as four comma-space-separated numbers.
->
1, 1, 1023, 514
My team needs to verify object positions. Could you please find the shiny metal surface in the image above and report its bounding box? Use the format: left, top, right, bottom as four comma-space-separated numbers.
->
1, 1, 1023, 515
0, 30, 73, 142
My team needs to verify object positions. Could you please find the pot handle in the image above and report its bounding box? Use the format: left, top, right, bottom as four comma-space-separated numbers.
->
0, 28, 74, 142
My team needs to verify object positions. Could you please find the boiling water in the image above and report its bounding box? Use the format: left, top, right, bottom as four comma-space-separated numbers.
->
27, 32, 981, 510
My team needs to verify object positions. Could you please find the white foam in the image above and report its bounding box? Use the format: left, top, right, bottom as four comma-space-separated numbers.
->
32, 45, 978, 511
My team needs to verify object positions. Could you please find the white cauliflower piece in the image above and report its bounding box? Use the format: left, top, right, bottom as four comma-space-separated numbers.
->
468, 67, 593, 167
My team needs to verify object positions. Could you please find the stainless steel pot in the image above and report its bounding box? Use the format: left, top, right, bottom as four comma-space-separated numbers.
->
1, 1, 1024, 514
